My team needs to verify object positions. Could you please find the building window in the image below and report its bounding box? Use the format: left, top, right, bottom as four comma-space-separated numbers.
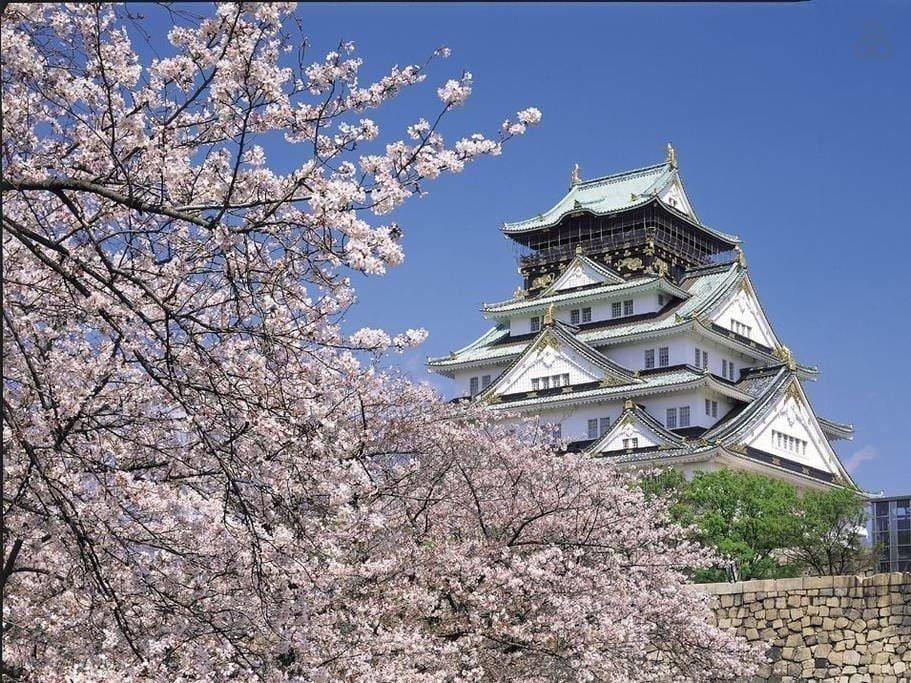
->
705, 400, 718, 418
702, 350, 708, 369
623, 299, 634, 316
582, 307, 592, 323
732, 319, 752, 338
622, 437, 639, 450
645, 349, 655, 369
469, 377, 479, 396
570, 309, 580, 325
658, 294, 666, 307
588, 419, 598, 439
722, 359, 727, 378
695, 347, 701, 366
679, 406, 690, 427
482, 374, 492, 388
599, 417, 610, 435
530, 316, 541, 332
553, 423, 562, 440
658, 347, 669, 367
772, 429, 808, 455
612, 301, 622, 318
666, 408, 677, 429
531, 373, 570, 390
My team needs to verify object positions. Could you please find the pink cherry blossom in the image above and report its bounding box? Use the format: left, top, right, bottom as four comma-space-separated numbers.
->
1, 4, 756, 681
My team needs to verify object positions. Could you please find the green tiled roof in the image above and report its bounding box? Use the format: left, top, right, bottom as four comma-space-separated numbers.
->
482, 275, 689, 317
429, 262, 742, 371
503, 163, 675, 234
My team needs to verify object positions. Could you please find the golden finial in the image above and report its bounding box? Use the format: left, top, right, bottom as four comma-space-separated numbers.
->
734, 245, 747, 268
575, 244, 583, 256
543, 303, 555, 326
570, 163, 582, 186
623, 398, 634, 411
665, 142, 677, 168
774, 345, 797, 372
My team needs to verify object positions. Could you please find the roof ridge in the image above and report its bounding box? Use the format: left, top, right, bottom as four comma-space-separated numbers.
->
575, 162, 669, 188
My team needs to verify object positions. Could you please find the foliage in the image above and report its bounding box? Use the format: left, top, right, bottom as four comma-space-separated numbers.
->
640, 469, 873, 583
789, 487, 876, 576
1, 3, 759, 680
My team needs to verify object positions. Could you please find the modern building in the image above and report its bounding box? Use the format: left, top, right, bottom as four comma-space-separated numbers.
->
870, 495, 911, 572
427, 146, 856, 490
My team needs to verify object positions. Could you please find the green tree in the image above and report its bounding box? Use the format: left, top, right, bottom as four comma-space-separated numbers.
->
789, 487, 875, 576
682, 470, 802, 582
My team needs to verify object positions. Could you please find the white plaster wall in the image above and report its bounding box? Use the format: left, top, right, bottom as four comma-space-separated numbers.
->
516, 404, 623, 442
711, 287, 778, 349
496, 345, 604, 395
506, 292, 662, 334
741, 393, 840, 475
453, 365, 508, 397
683, 333, 763, 380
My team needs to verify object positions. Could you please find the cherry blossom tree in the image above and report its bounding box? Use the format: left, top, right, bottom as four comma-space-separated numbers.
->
1, 3, 759, 680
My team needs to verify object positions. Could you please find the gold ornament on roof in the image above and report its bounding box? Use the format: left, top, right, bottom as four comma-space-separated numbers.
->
543, 303, 555, 326
623, 398, 634, 411
570, 163, 582, 186
665, 142, 678, 168
735, 245, 747, 268
575, 244, 584, 256
774, 345, 797, 371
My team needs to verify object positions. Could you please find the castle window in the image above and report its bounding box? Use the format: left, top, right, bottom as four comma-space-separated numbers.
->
531, 378, 540, 391
622, 437, 639, 450
772, 429, 808, 455
666, 408, 677, 429
612, 301, 622, 318
645, 349, 655, 369
482, 374, 491, 388
658, 347, 669, 367
679, 406, 690, 427
732, 319, 752, 338
530, 316, 541, 332
599, 417, 610, 435
588, 419, 598, 439
722, 359, 728, 378
582, 307, 592, 323
570, 309, 580, 325
470, 377, 479, 395
727, 362, 736, 381
623, 299, 634, 316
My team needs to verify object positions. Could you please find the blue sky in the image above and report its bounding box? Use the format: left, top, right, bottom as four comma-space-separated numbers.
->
138, 3, 909, 494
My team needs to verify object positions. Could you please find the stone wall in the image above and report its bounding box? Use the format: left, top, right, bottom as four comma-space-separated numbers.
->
694, 572, 911, 682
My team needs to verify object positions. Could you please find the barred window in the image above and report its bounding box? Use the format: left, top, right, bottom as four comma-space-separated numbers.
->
530, 316, 541, 332
482, 374, 491, 388
599, 417, 610, 435
623, 299, 634, 316
582, 307, 592, 323
666, 408, 677, 429
658, 347, 669, 367
679, 406, 690, 427
588, 419, 598, 439
695, 347, 701, 366
470, 377, 479, 395
531, 378, 540, 391
570, 309, 580, 325
722, 359, 728, 378
645, 349, 655, 369
612, 301, 622, 318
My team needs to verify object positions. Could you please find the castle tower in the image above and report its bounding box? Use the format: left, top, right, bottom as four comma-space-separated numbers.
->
427, 147, 855, 489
